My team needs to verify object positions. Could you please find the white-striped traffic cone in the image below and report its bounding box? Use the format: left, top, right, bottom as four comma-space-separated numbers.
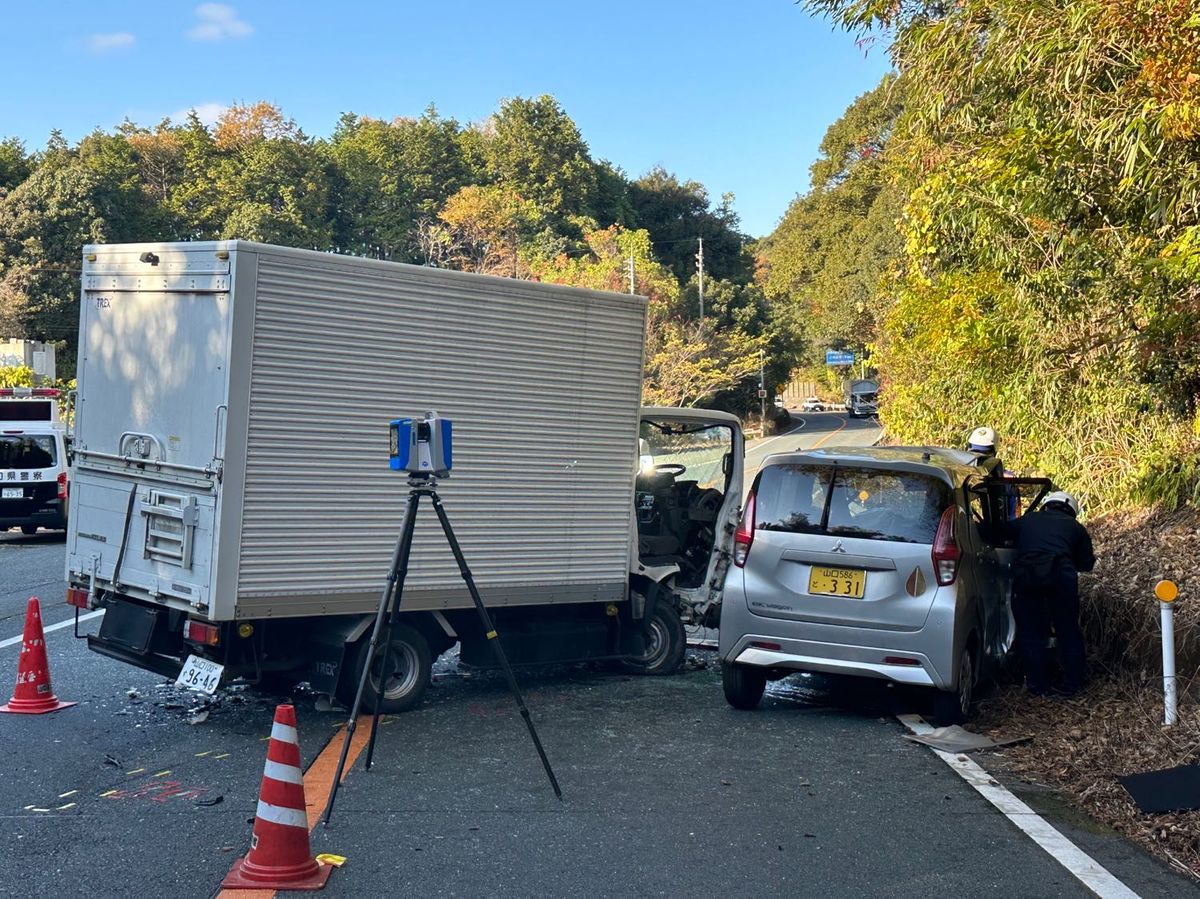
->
222, 704, 333, 890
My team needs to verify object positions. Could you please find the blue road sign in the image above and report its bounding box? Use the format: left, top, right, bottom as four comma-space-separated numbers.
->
825, 350, 856, 366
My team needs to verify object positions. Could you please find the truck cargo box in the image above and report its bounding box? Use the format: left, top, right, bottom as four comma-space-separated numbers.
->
67, 241, 647, 622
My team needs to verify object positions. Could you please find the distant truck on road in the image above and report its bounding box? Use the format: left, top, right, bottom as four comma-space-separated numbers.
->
65, 241, 744, 712
845, 379, 879, 418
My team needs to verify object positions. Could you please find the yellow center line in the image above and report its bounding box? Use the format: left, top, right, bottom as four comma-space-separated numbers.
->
809, 416, 849, 450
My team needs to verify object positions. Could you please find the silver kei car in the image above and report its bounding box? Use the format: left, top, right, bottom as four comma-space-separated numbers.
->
718, 447, 1047, 724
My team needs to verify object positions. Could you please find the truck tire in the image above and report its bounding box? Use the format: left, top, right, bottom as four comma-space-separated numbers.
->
722, 661, 766, 709
342, 624, 432, 714
622, 602, 686, 675
20, 525, 37, 536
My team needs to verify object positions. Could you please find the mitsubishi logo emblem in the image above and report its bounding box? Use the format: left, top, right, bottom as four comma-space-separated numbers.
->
831, 540, 847, 554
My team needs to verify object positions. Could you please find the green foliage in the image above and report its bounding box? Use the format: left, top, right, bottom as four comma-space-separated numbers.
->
805, 0, 1200, 512
0, 95, 763, 408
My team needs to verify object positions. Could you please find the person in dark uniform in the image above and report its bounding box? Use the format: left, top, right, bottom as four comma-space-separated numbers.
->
1011, 491, 1095, 696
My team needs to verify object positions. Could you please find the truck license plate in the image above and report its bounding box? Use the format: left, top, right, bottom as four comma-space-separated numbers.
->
175, 654, 224, 695
1, 487, 22, 499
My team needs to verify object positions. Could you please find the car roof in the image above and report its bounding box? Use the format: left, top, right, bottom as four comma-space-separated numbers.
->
760, 445, 980, 484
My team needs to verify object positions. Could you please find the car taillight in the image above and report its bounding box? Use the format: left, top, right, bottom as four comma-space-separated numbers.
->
185, 620, 220, 646
931, 506, 961, 586
734, 492, 756, 568
56, 472, 68, 501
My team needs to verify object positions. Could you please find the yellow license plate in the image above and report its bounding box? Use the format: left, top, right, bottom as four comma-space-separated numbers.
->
808, 567, 866, 598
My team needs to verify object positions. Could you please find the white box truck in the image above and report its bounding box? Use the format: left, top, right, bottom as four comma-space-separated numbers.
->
65, 241, 743, 710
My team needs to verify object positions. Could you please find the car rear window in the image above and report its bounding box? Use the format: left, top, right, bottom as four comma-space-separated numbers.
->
0, 435, 57, 470
754, 464, 951, 544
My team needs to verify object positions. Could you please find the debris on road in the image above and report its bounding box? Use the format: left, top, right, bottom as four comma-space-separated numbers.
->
1120, 765, 1200, 815
903, 725, 1031, 753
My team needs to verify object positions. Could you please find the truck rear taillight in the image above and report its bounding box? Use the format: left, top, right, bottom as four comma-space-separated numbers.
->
66, 587, 91, 610
0, 388, 60, 398
57, 472, 68, 501
931, 506, 961, 586
185, 620, 220, 646
734, 492, 757, 568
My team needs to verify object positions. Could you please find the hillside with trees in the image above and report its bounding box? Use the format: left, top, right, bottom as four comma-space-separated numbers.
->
0, 96, 793, 414
764, 0, 1199, 513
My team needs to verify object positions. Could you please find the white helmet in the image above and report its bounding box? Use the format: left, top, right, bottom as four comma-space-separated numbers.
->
1042, 490, 1080, 517
967, 426, 997, 454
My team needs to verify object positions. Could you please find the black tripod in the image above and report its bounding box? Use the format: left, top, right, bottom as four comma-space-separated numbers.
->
322, 476, 562, 826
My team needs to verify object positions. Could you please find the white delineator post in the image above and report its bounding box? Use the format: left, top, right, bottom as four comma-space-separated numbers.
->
1156, 579, 1179, 726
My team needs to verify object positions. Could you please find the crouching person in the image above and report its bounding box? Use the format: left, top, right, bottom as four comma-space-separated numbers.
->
1012, 491, 1095, 696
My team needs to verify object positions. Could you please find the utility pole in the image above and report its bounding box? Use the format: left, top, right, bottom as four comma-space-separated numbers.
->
759, 348, 766, 424
628, 255, 635, 294
696, 238, 705, 321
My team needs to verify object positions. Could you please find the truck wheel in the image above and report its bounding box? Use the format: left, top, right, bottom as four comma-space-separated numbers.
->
622, 602, 686, 675
931, 645, 975, 726
343, 624, 432, 714
20, 525, 37, 536
722, 662, 766, 709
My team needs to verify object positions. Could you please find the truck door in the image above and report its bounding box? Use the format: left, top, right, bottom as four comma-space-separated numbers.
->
69, 249, 232, 616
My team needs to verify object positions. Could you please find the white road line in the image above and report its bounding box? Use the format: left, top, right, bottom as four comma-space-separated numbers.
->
897, 714, 1140, 899
0, 609, 104, 649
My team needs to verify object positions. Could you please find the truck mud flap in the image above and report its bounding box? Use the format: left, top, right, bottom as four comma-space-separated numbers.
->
87, 602, 184, 680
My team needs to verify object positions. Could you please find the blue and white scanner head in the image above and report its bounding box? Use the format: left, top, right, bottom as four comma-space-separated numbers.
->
389, 412, 453, 478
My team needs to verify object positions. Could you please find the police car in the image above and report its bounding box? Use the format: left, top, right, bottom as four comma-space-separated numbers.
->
0, 388, 70, 535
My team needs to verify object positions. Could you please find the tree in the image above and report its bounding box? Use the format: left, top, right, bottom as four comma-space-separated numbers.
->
481, 96, 599, 220
628, 166, 751, 284
423, 184, 544, 275
0, 139, 31, 192
328, 106, 470, 260
760, 75, 903, 356
803, 0, 1200, 510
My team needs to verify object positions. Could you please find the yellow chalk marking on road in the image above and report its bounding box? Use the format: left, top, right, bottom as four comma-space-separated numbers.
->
153, 770, 171, 777
195, 750, 213, 757
30, 807, 50, 813
56, 803, 76, 811
23, 805, 35, 811
58, 790, 78, 798
100, 790, 119, 797
126, 768, 146, 775
212, 753, 230, 760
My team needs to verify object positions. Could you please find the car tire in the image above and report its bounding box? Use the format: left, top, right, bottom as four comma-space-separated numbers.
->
622, 602, 686, 676
340, 624, 432, 714
722, 662, 767, 709
931, 645, 975, 726
20, 525, 37, 536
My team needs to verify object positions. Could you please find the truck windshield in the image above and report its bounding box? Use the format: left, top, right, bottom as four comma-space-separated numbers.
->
754, 464, 950, 545
640, 421, 732, 491
0, 435, 57, 470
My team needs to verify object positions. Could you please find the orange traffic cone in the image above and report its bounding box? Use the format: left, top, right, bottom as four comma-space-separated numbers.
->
0, 597, 75, 715
222, 704, 333, 891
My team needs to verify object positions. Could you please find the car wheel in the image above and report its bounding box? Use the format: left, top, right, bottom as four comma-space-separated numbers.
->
20, 525, 37, 536
722, 661, 766, 709
340, 624, 432, 714
931, 645, 975, 726
623, 602, 686, 675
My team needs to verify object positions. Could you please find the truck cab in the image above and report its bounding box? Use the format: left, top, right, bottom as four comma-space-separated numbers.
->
0, 388, 70, 536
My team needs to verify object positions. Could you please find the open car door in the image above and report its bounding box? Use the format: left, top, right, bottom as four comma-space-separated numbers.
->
966, 476, 1053, 663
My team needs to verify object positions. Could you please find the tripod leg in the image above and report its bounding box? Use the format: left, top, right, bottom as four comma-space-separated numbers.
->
430, 493, 562, 800
321, 490, 417, 827
364, 491, 422, 771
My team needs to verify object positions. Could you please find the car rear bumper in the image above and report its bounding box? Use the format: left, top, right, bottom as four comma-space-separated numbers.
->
0, 499, 67, 531
729, 635, 938, 687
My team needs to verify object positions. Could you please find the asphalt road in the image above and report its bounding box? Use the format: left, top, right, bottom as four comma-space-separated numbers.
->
0, 479, 1195, 896
743, 411, 883, 494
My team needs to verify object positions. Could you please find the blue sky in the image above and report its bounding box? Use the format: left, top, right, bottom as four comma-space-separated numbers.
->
1, 1, 892, 237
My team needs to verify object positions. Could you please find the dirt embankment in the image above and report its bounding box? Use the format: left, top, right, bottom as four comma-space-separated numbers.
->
978, 506, 1200, 880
